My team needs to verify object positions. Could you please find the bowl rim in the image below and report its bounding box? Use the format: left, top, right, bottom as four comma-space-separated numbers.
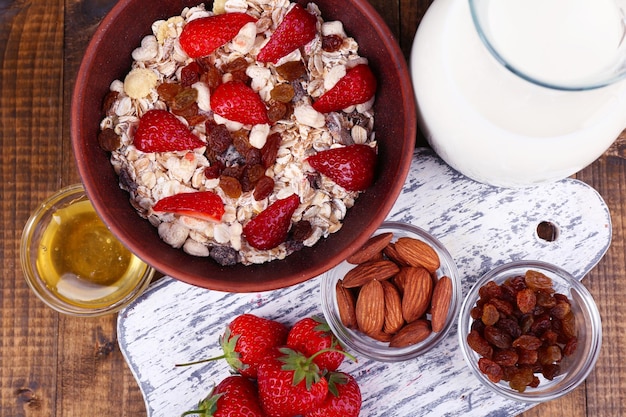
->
457, 260, 603, 402
70, 0, 417, 292
321, 221, 462, 362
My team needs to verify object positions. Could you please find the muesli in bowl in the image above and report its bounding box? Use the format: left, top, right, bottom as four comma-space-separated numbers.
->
72, 0, 416, 292
99, 0, 379, 266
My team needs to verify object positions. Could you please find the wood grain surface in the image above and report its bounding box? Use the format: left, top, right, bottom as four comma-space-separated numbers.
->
1, 1, 625, 416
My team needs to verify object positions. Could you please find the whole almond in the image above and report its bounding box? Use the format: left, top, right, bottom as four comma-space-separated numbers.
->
381, 281, 404, 334
401, 267, 433, 323
394, 237, 441, 273
389, 319, 432, 347
347, 232, 394, 264
430, 276, 453, 332
383, 242, 408, 266
342, 260, 400, 288
336, 280, 357, 328
367, 330, 393, 343
393, 266, 413, 295
355, 279, 386, 336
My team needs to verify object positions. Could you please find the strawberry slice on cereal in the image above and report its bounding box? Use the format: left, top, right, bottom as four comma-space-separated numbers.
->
134, 109, 205, 153
210, 81, 270, 125
243, 194, 300, 250
179, 12, 258, 58
307, 144, 377, 191
257, 3, 318, 64
312, 64, 377, 113
152, 191, 225, 222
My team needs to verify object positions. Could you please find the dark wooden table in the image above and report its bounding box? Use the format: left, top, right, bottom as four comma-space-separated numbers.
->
2, 1, 625, 416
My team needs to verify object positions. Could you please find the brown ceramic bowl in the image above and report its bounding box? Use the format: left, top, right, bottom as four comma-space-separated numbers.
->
71, 0, 416, 292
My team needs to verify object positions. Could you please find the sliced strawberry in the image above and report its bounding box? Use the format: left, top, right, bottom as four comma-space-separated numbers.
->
257, 4, 318, 64
134, 109, 205, 152
210, 81, 270, 125
152, 191, 225, 222
312, 64, 377, 113
243, 194, 300, 250
307, 144, 377, 191
179, 13, 257, 58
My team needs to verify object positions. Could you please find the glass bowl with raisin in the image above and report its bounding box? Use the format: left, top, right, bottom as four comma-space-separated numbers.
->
458, 260, 602, 402
320, 221, 462, 362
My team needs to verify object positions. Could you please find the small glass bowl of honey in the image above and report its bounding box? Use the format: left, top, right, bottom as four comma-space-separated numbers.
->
20, 184, 155, 316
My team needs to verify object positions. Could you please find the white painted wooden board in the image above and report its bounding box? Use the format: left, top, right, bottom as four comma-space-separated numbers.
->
118, 148, 611, 417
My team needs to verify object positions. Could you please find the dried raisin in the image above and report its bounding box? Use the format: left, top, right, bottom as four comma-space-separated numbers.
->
253, 175, 274, 201
98, 128, 121, 151
516, 288, 536, 314
478, 358, 503, 383
322, 34, 344, 52
276, 60, 307, 81
484, 326, 512, 349
467, 330, 493, 358
481, 303, 500, 326
219, 175, 242, 198
261, 132, 282, 168
181, 61, 202, 87
525, 270, 554, 292
270, 83, 295, 103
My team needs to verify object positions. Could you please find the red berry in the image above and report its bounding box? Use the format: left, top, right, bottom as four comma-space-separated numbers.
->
180, 13, 257, 58
182, 375, 265, 417
257, 4, 318, 64
152, 191, 225, 222
243, 194, 300, 250
287, 316, 345, 372
210, 81, 270, 125
307, 144, 377, 191
312, 64, 377, 113
134, 109, 205, 152
257, 347, 329, 417
222, 314, 288, 379
304, 372, 362, 417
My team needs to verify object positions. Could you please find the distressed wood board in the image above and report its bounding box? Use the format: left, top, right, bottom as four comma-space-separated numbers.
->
118, 148, 611, 417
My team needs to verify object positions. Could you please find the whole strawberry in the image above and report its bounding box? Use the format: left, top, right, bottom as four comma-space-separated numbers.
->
134, 109, 205, 152
257, 4, 318, 64
180, 13, 258, 58
210, 81, 270, 125
304, 372, 362, 417
257, 347, 329, 417
307, 144, 377, 191
222, 314, 288, 378
182, 375, 266, 417
152, 191, 225, 222
287, 316, 345, 372
312, 64, 377, 113
243, 194, 300, 250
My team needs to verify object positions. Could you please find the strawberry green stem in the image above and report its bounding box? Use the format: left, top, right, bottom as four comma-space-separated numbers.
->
175, 354, 226, 367
309, 347, 358, 364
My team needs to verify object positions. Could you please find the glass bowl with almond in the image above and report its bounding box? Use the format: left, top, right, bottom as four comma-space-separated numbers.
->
458, 260, 602, 402
320, 221, 461, 362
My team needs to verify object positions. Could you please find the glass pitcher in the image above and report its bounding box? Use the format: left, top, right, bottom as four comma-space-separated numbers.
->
412, 0, 626, 187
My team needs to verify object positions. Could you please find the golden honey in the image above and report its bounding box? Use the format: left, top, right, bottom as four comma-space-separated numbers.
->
35, 199, 149, 309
